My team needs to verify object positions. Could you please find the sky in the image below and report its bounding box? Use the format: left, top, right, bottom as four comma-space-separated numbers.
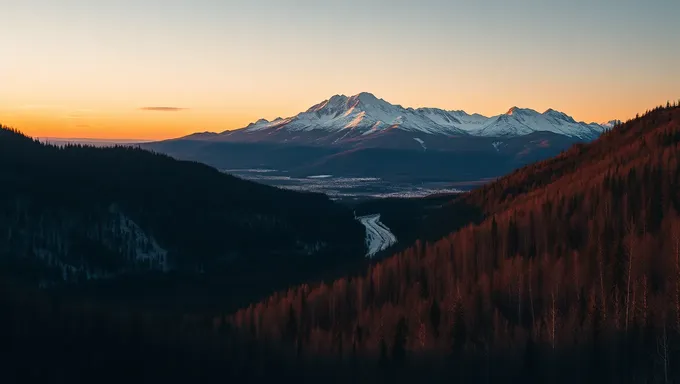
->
1, 0, 679, 140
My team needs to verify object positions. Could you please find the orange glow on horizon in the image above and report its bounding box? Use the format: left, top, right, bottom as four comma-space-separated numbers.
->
1, 92, 676, 141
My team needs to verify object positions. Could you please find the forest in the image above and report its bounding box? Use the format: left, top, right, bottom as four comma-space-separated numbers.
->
3, 102, 680, 383
0, 125, 365, 312
231, 103, 680, 382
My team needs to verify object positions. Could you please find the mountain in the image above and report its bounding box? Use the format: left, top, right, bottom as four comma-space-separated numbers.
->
474, 107, 604, 139
230, 103, 680, 381
600, 119, 622, 129
228, 92, 468, 139
194, 92, 606, 144
144, 93, 608, 185
145, 132, 583, 185
0, 125, 365, 310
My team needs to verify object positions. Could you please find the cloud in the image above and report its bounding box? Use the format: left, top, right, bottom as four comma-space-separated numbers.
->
139, 107, 188, 112
17, 104, 66, 110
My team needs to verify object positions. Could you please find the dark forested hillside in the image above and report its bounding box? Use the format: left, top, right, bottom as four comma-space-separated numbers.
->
231, 103, 680, 382
0, 126, 365, 310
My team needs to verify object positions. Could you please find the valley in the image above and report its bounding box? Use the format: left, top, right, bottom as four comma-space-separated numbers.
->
4, 0, 678, 381
226, 168, 472, 201
2, 103, 679, 383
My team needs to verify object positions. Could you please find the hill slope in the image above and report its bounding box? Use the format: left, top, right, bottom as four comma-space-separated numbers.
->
0, 125, 365, 309
231, 103, 680, 381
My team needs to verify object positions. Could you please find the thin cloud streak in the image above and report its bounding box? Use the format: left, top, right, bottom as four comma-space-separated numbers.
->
139, 107, 188, 112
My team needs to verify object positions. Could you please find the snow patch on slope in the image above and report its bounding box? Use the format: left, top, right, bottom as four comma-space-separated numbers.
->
115, 211, 169, 272
414, 137, 427, 150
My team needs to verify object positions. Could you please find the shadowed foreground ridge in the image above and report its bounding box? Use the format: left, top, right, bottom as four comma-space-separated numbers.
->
0, 124, 365, 311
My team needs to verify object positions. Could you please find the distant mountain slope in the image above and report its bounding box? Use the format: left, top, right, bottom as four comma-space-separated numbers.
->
144, 130, 585, 184
474, 107, 604, 139
0, 125, 365, 306
193, 92, 607, 143
144, 93, 610, 184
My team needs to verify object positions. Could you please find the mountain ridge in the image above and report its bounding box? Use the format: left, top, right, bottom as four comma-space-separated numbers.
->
189, 92, 611, 142
142, 93, 618, 189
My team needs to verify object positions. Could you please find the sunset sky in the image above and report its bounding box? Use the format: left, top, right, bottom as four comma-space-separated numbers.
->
1, 0, 679, 140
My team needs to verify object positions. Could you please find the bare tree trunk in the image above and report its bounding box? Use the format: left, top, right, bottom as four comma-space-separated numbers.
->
657, 323, 670, 384
598, 242, 607, 322
675, 229, 680, 332
614, 286, 621, 330
551, 287, 557, 350
418, 322, 427, 350
625, 221, 636, 333
529, 260, 535, 326
641, 275, 648, 327
518, 266, 523, 325
631, 281, 637, 327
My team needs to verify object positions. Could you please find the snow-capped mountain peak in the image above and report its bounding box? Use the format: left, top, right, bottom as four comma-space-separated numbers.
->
543, 108, 576, 123
506, 107, 540, 116
216, 92, 612, 142
600, 119, 622, 129
544, 108, 566, 117
473, 106, 604, 139
352, 92, 381, 105
244, 92, 468, 136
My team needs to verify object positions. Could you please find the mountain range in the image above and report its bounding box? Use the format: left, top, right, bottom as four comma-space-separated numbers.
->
144, 92, 617, 185
189, 92, 611, 143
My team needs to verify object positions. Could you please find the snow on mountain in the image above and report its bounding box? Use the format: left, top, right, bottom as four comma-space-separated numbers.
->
214, 92, 610, 141
473, 107, 605, 140
446, 110, 491, 132
600, 120, 622, 129
238, 92, 468, 136
474, 107, 539, 137
413, 137, 427, 150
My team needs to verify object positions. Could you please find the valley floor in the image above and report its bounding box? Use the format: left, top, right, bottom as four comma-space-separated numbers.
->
225, 169, 474, 201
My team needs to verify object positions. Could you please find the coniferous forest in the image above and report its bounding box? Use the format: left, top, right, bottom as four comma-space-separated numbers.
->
231, 103, 680, 382
3, 102, 680, 383
0, 126, 365, 312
